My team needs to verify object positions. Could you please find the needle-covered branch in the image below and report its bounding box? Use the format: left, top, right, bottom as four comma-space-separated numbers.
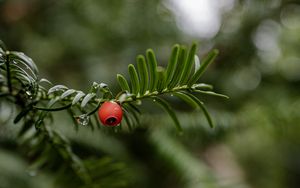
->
0, 40, 227, 186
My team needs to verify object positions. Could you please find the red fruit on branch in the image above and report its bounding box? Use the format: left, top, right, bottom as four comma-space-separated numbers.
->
98, 101, 123, 126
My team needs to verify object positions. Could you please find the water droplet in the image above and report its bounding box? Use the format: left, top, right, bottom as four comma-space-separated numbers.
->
75, 114, 90, 126
170, 94, 174, 97
153, 99, 156, 102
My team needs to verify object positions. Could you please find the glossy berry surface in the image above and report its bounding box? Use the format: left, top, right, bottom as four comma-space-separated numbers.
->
98, 101, 123, 126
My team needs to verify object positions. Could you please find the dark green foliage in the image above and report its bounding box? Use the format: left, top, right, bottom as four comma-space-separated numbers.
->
137, 55, 149, 95
1, 40, 225, 134
146, 49, 159, 92
179, 43, 197, 84
0, 40, 225, 187
117, 74, 130, 92
128, 64, 140, 95
116, 43, 226, 129
165, 44, 180, 85
168, 46, 187, 88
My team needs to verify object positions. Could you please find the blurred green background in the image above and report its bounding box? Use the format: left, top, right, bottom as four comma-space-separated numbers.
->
1, 0, 300, 187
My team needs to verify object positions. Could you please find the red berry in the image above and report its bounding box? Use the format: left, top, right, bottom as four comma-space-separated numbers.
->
98, 101, 123, 126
